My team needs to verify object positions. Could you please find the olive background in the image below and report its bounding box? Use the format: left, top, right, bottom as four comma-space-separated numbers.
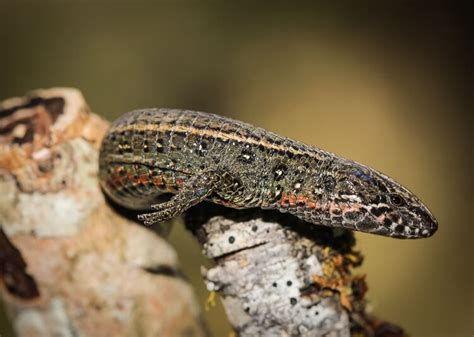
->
0, 2, 471, 337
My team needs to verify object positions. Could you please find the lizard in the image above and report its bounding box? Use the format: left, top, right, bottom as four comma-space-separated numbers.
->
98, 108, 438, 239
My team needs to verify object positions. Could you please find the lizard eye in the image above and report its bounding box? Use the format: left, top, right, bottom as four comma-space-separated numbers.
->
389, 193, 405, 206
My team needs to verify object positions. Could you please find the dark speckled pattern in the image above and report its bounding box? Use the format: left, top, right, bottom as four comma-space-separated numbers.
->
99, 108, 437, 239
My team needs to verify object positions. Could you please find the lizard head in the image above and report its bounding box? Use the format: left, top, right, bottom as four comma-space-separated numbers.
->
317, 159, 438, 238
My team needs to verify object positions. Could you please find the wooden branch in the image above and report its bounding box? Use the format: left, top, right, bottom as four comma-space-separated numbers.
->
185, 204, 407, 337
0, 88, 207, 337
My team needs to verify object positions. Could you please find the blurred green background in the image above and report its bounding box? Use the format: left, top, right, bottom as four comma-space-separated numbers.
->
0, 1, 471, 337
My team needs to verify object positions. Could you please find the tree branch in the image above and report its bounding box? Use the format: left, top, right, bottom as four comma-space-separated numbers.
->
185, 203, 407, 337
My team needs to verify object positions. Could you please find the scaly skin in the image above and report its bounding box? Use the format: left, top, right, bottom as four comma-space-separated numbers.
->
99, 108, 437, 239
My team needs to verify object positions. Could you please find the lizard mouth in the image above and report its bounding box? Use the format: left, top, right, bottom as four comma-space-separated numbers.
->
334, 202, 438, 239
367, 205, 438, 239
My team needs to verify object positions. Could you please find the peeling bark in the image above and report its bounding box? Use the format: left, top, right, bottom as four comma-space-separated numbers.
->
0, 88, 206, 337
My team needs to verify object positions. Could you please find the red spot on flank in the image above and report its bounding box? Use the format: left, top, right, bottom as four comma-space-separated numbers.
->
139, 174, 149, 185
153, 177, 163, 187
288, 194, 297, 206
280, 193, 320, 210
280, 193, 289, 207
296, 195, 307, 205
296, 195, 319, 209
127, 171, 139, 185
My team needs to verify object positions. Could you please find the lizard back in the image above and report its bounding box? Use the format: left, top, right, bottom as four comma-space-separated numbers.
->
99, 108, 438, 239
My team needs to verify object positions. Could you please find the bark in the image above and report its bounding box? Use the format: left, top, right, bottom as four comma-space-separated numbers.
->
185, 197, 408, 337
0, 88, 206, 337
